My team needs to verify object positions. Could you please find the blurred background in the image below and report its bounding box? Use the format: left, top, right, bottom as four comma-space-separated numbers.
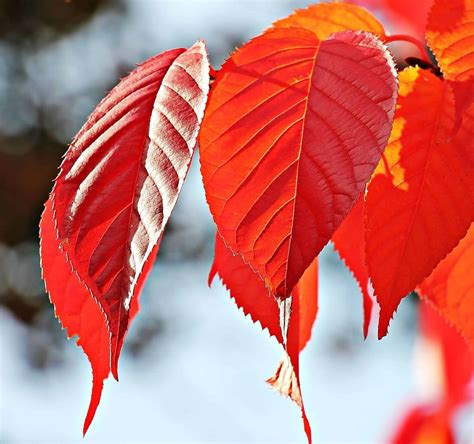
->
0, 0, 472, 443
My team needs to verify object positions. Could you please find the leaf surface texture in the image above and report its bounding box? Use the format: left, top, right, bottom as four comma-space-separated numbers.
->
200, 28, 397, 297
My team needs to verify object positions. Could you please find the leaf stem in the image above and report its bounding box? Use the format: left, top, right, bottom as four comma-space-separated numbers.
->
385, 34, 431, 63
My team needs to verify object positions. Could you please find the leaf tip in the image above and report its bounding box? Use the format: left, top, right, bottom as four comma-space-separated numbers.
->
208, 260, 217, 288
377, 309, 391, 339
82, 376, 105, 436
111, 347, 121, 382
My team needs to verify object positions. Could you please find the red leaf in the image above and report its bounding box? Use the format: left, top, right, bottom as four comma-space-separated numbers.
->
40, 42, 210, 432
209, 234, 282, 342
365, 67, 474, 338
40, 198, 110, 435
449, 78, 474, 131
418, 225, 474, 351
200, 28, 397, 298
290, 258, 319, 352
332, 196, 374, 338
272, 2, 385, 39
267, 257, 318, 443
210, 234, 318, 443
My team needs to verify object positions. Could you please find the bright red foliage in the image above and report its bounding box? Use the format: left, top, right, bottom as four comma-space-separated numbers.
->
210, 234, 318, 442
40, 199, 110, 435
366, 67, 474, 338
200, 27, 397, 298
418, 226, 474, 351
40, 41, 210, 432
38, 0, 474, 441
332, 196, 373, 338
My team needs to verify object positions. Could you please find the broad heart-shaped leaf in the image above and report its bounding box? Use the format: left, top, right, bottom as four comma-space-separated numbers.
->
365, 67, 474, 338
272, 2, 385, 39
209, 234, 318, 443
200, 27, 397, 298
332, 196, 373, 338
40, 41, 210, 433
426, 0, 474, 83
418, 225, 474, 351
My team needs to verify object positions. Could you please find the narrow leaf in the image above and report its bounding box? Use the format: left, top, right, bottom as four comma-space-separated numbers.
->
267, 258, 318, 443
40, 199, 110, 435
210, 234, 318, 443
200, 28, 397, 298
332, 196, 373, 338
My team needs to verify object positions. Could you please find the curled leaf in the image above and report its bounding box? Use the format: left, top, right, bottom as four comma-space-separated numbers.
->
40, 42, 210, 432
40, 199, 110, 435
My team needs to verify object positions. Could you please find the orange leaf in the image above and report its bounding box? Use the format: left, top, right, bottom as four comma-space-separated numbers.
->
426, 0, 474, 82
200, 27, 397, 298
332, 196, 374, 338
418, 225, 474, 351
210, 234, 318, 443
365, 66, 474, 338
426, 0, 474, 125
272, 2, 385, 39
